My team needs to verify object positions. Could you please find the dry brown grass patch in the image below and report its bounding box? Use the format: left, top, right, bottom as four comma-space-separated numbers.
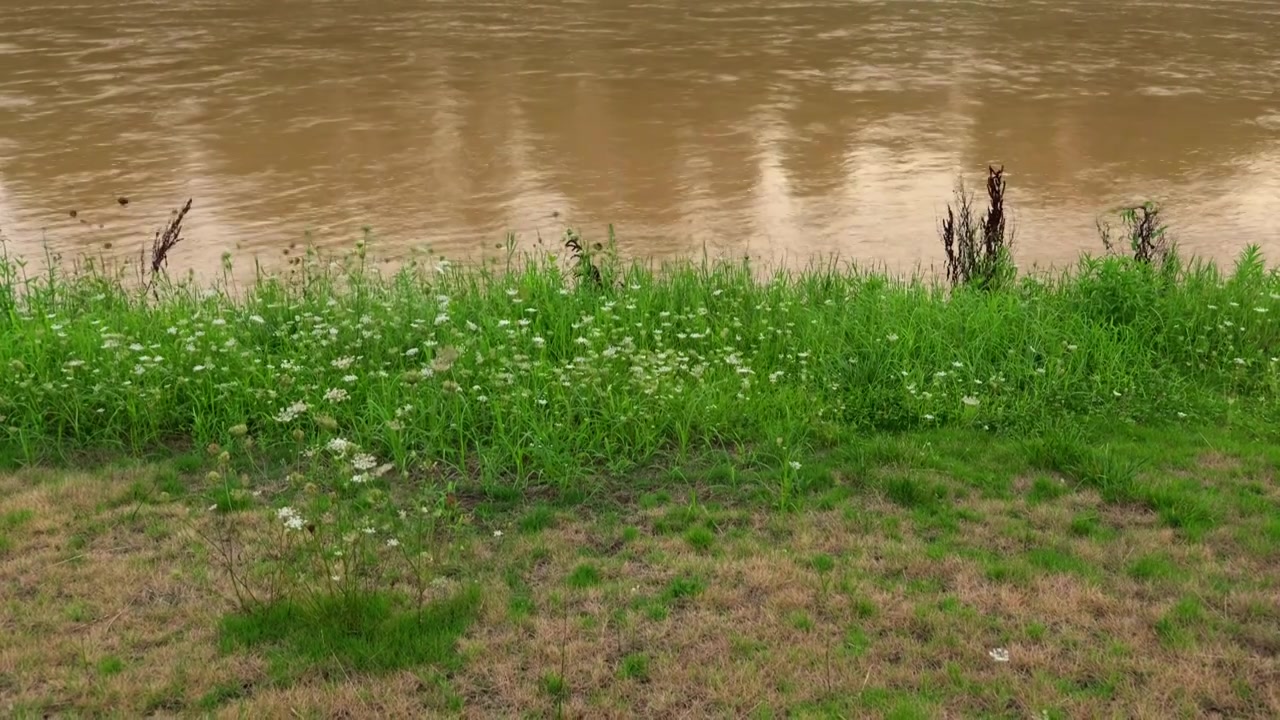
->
4, 463, 1280, 718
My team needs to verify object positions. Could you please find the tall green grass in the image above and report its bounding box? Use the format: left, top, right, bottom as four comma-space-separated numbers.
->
1, 237, 1278, 481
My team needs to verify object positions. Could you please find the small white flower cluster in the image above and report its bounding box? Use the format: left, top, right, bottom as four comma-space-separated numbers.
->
274, 401, 309, 423
276, 506, 305, 531
327, 437, 354, 456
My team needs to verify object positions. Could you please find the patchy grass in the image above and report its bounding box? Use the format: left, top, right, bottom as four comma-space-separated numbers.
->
3, 422, 1280, 717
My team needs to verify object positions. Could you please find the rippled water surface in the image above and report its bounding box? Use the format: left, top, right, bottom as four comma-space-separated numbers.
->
1, 0, 1278, 273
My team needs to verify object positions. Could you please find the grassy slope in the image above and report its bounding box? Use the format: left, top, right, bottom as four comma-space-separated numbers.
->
2, 246, 1278, 472
2, 422, 1279, 718
3, 244, 1280, 717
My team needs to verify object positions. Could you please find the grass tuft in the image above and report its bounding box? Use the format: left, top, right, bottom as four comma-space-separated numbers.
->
218, 586, 481, 674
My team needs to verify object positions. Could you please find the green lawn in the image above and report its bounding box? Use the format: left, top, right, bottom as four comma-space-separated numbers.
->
2, 422, 1278, 718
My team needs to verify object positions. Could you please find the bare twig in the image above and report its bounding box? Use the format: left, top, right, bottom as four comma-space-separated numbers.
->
563, 229, 603, 290
1099, 201, 1170, 264
48, 546, 131, 568
143, 199, 192, 297
940, 166, 1012, 290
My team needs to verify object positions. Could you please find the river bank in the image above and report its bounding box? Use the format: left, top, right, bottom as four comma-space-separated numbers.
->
2, 240, 1280, 717
2, 240, 1278, 470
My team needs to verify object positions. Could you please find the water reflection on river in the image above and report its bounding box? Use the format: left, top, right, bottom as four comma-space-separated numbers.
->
0, 0, 1278, 276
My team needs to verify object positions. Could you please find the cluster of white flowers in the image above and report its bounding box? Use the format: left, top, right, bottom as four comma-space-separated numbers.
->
274, 400, 309, 423
276, 506, 305, 531
326, 437, 354, 456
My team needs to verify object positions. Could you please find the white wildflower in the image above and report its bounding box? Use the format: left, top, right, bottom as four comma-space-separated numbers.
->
331, 356, 355, 370
276, 506, 305, 531
962, 396, 980, 407
326, 437, 354, 455
386, 538, 400, 548
886, 333, 899, 342
351, 453, 377, 471
342, 374, 357, 384
274, 400, 308, 422
324, 387, 349, 403
788, 461, 802, 471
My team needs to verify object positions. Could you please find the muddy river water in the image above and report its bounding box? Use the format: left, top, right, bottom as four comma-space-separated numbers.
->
1, 0, 1278, 275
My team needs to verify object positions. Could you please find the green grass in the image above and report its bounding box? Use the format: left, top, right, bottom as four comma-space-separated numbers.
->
618, 652, 650, 681
683, 524, 716, 552
566, 562, 602, 589
5, 235, 1280, 716
1128, 552, 1180, 582
517, 505, 557, 534
218, 586, 481, 674
1154, 596, 1209, 649
1, 239, 1278, 481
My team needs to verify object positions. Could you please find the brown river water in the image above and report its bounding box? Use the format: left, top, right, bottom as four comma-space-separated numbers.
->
1, 0, 1279, 277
